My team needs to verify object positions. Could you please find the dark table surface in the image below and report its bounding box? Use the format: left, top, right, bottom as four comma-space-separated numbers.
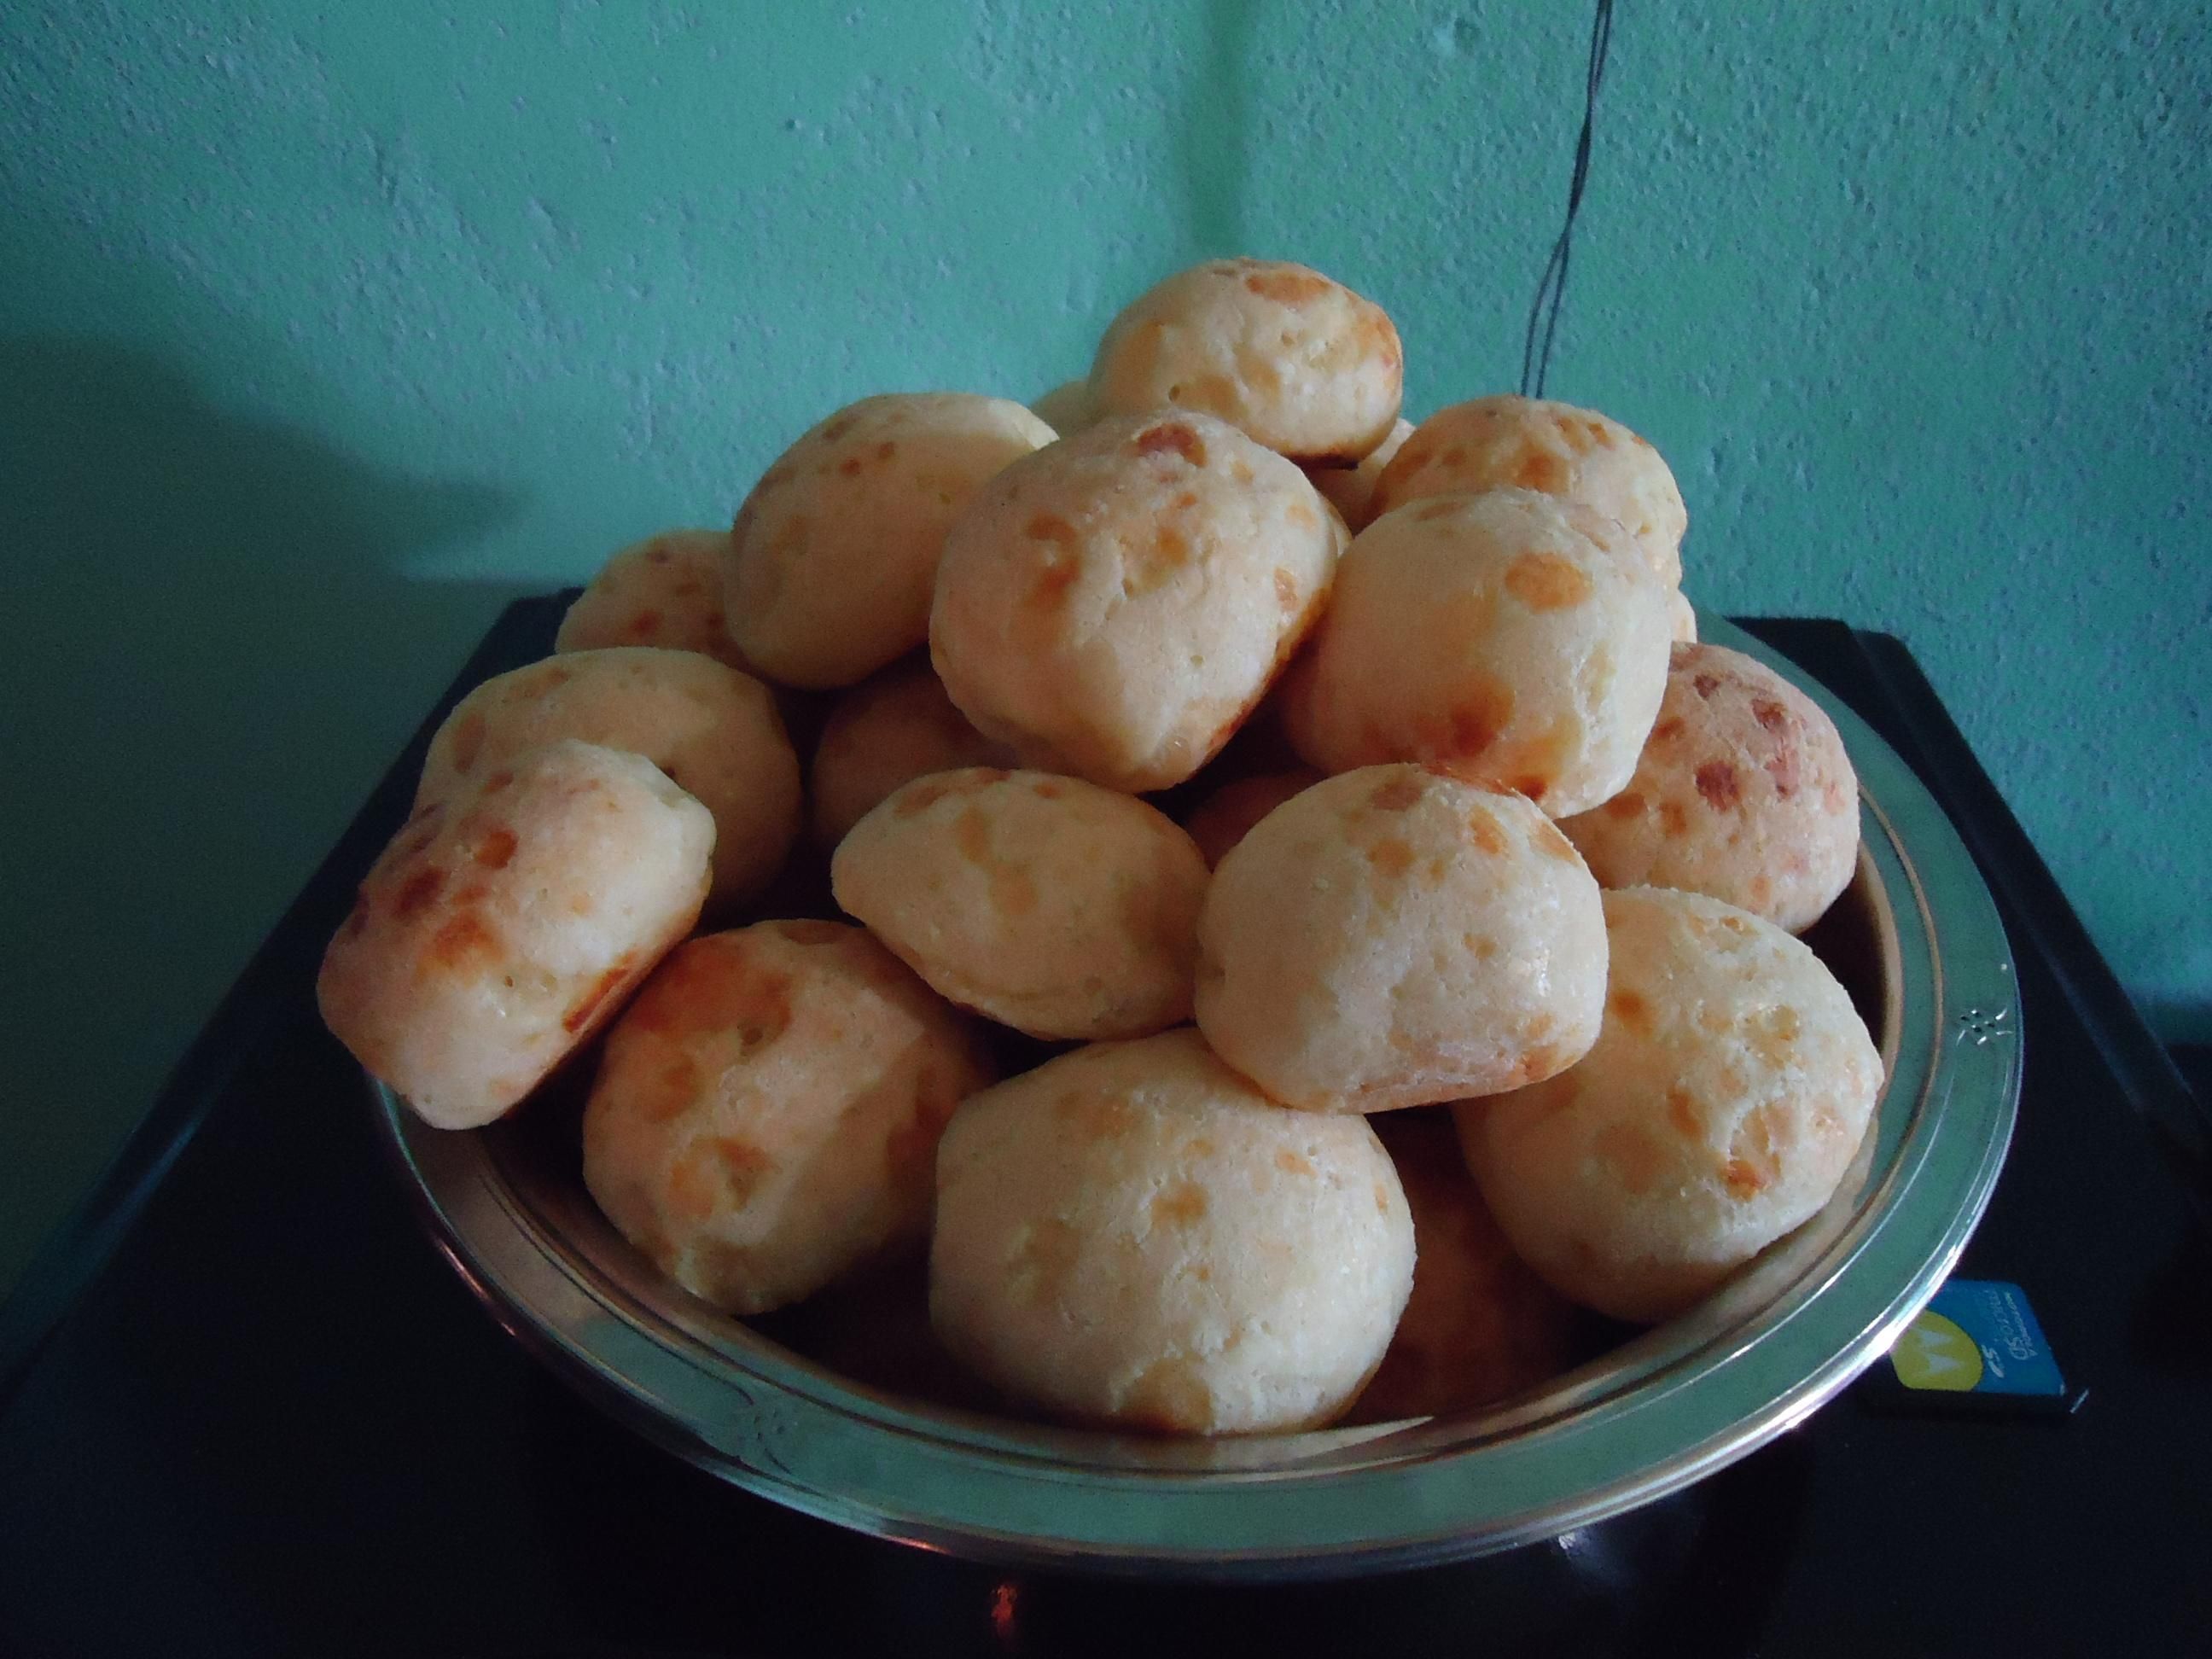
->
3, 606, 2207, 1659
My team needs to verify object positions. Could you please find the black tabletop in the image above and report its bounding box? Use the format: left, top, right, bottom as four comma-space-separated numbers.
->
3, 607, 2207, 1659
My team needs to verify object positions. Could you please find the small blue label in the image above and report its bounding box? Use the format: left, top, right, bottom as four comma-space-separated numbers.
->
1902, 1278, 2066, 1398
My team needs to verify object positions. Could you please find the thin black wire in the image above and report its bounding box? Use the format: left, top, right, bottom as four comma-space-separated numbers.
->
1520, 0, 1616, 399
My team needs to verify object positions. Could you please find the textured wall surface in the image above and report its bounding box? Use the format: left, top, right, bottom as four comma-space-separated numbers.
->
3, 0, 2206, 1288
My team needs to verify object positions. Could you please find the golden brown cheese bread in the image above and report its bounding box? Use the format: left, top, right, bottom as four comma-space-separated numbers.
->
582, 920, 995, 1316
1345, 1115, 1579, 1423
831, 766, 1211, 1041
319, 739, 713, 1130
415, 647, 800, 911
1456, 887, 1883, 1324
726, 393, 1055, 689
808, 663, 1016, 848
1373, 394, 1687, 585
1029, 377, 1097, 435
1195, 764, 1608, 1112
1306, 415, 1414, 533
1087, 258, 1403, 464
929, 410, 1342, 792
1558, 643, 1860, 933
1279, 488, 1672, 817
1179, 767, 1324, 868
555, 528, 748, 667
929, 1029, 1414, 1435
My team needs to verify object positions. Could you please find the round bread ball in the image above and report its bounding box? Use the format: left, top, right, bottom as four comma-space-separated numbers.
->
319, 739, 713, 1130
1179, 767, 1323, 868
930, 1029, 1415, 1435
726, 393, 1055, 689
809, 663, 1016, 847
831, 766, 1210, 1040
1668, 589, 1698, 644
1196, 764, 1607, 1112
1345, 1116, 1579, 1423
416, 647, 800, 911
1306, 415, 1414, 533
582, 920, 994, 1316
930, 410, 1342, 792
1279, 488, 1673, 817
1373, 395, 1687, 585
1559, 643, 1860, 933
1087, 259, 1402, 464
555, 528, 748, 668
1030, 377, 1097, 435
1455, 887, 1883, 1324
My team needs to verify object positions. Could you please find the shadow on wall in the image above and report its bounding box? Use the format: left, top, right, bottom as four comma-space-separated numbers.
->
0, 327, 521, 1291
1170, 0, 1258, 258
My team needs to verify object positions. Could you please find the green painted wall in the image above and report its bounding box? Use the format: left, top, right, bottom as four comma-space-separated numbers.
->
3, 0, 2206, 1289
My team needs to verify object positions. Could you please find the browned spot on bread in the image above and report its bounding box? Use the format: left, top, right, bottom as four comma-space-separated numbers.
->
1725, 1102, 1784, 1196
1228, 457, 1254, 484
646, 544, 673, 564
1611, 989, 1656, 1036
1465, 806, 1510, 856
341, 897, 370, 938
1151, 1180, 1208, 1227
1136, 422, 1208, 467
1367, 836, 1415, 876
1468, 934, 1498, 959
875, 439, 897, 461
625, 608, 663, 637
1273, 567, 1299, 612
1414, 672, 1516, 760
1604, 789, 1646, 820
954, 807, 992, 864
666, 1144, 722, 1222
1243, 266, 1333, 306
1764, 741, 1802, 797
1694, 760, 1743, 810
991, 864, 1039, 917
1516, 1043, 1562, 1086
1027, 550, 1080, 609
894, 769, 1009, 817
428, 911, 499, 970
1750, 697, 1790, 733
1722, 1158, 1767, 1197
1692, 672, 1721, 699
1666, 1086, 1701, 1138
474, 828, 517, 870
1285, 499, 1316, 528
562, 952, 637, 1033
1275, 1149, 1315, 1177
1441, 445, 1468, 468
1010, 1217, 1083, 1307
1505, 550, 1594, 610
1374, 1181, 1393, 1214
637, 1055, 701, 1125
1032, 778, 1065, 800
1749, 873, 1775, 908
1748, 1004, 1801, 1068
1512, 448, 1569, 492
836, 454, 865, 477
1659, 800, 1691, 837
1413, 498, 1460, 523
447, 710, 488, 774
391, 864, 446, 920
1531, 818, 1580, 864
713, 1136, 777, 1205
1124, 1356, 1213, 1434
1057, 1089, 1137, 1138
670, 577, 703, 597
1368, 776, 1423, 812
818, 414, 859, 443
1650, 716, 1687, 745
1510, 775, 1550, 803
1027, 512, 1078, 544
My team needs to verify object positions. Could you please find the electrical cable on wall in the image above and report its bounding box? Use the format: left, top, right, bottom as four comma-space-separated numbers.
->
1520, 0, 1616, 399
